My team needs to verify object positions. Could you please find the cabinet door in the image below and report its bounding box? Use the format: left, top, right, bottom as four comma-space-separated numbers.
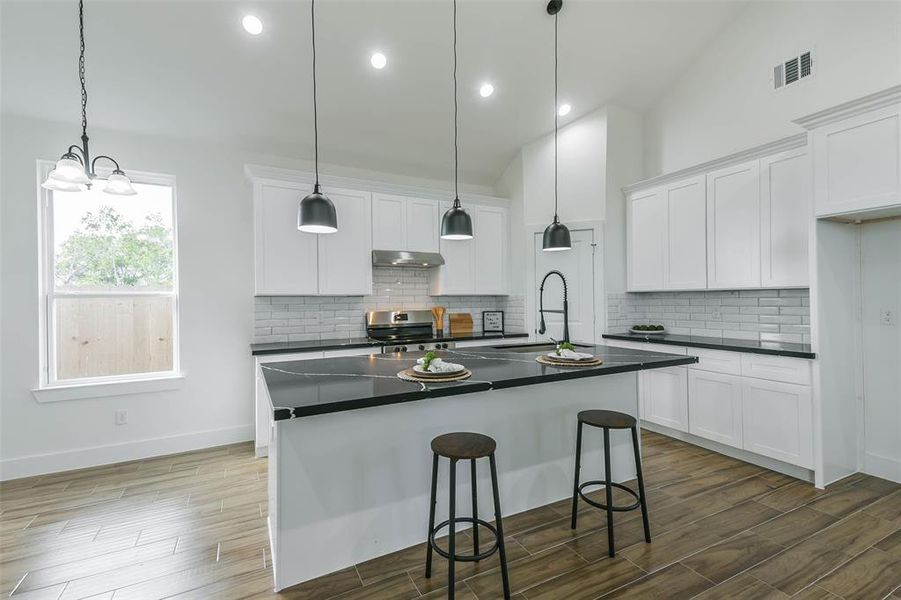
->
812, 104, 901, 217
371, 193, 407, 251
254, 183, 319, 295
688, 370, 743, 448
707, 160, 761, 288
641, 367, 688, 432
664, 176, 707, 290
628, 188, 665, 291
429, 202, 475, 295
406, 199, 440, 253
474, 206, 508, 295
760, 149, 811, 287
741, 379, 813, 468
318, 187, 372, 295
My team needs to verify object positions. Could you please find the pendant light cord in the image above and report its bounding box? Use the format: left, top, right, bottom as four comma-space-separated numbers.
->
311, 0, 320, 187
553, 11, 558, 222
79, 0, 87, 139
452, 0, 459, 205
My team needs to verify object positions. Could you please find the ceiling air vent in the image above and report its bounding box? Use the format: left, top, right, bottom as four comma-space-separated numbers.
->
773, 50, 813, 90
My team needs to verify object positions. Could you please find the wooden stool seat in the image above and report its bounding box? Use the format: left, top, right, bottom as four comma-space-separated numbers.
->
431, 432, 497, 460
578, 409, 636, 429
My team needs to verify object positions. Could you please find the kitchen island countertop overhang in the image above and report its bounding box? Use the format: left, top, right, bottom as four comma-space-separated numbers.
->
262, 343, 699, 420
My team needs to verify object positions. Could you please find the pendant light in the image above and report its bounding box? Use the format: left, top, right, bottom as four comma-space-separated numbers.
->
440, 0, 473, 241
542, 0, 572, 252
42, 0, 136, 195
298, 0, 338, 234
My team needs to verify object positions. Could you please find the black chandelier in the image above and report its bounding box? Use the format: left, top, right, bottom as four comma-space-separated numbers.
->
542, 0, 572, 252
439, 0, 474, 241
42, 0, 135, 195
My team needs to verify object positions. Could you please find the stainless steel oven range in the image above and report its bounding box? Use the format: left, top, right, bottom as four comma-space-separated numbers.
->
365, 310, 456, 353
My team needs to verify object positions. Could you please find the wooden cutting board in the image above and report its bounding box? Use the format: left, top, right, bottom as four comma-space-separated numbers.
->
448, 313, 473, 336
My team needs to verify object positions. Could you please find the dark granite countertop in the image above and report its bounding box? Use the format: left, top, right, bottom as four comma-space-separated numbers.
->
261, 343, 697, 420
602, 332, 815, 359
251, 331, 529, 356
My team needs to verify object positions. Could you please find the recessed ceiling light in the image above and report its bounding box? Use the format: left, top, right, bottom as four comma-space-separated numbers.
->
558, 103, 572, 117
242, 15, 263, 35
479, 83, 494, 98
370, 52, 387, 69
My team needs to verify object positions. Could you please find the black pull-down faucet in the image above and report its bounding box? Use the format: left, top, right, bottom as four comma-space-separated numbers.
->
538, 270, 570, 343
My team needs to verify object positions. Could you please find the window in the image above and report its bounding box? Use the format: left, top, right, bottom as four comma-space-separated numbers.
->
39, 166, 179, 388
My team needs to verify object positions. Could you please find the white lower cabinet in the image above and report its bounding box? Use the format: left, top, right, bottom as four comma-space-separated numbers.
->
741, 378, 813, 469
688, 370, 743, 447
641, 367, 689, 432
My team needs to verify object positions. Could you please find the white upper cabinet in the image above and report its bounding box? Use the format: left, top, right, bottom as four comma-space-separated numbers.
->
706, 160, 761, 289
371, 193, 407, 251
810, 103, 901, 218
371, 193, 439, 253
254, 183, 319, 296
760, 148, 810, 287
429, 203, 508, 295
253, 181, 371, 296
318, 187, 372, 296
406, 199, 440, 253
664, 176, 707, 290
627, 187, 665, 291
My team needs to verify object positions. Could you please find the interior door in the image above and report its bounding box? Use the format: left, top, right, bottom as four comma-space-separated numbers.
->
533, 228, 596, 344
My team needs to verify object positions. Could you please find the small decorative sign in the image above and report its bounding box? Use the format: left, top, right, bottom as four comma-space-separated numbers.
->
482, 310, 505, 334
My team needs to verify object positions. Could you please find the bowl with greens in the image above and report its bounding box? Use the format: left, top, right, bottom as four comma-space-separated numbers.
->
629, 324, 666, 335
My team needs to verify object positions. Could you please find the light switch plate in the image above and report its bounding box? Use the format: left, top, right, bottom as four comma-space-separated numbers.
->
880, 309, 896, 326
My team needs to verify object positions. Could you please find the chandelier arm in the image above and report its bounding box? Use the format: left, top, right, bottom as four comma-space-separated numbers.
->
91, 155, 122, 174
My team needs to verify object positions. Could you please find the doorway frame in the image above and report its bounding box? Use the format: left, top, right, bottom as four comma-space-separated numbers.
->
525, 220, 605, 344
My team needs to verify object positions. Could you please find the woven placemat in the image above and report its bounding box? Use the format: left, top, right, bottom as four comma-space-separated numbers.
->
397, 367, 473, 383
536, 355, 603, 368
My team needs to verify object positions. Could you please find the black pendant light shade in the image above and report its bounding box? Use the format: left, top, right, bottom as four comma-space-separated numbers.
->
440, 198, 473, 240
298, 184, 337, 234
542, 217, 572, 251
298, 0, 338, 234
541, 0, 572, 252
440, 0, 474, 241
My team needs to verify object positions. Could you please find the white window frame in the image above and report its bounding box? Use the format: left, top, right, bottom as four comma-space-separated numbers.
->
34, 160, 183, 402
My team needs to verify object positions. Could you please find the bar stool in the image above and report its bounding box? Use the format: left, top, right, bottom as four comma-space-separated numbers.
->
570, 410, 651, 557
425, 432, 511, 599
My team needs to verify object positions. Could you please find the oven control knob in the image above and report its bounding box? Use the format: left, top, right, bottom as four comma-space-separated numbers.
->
442, 343, 449, 349
401, 346, 408, 352
393, 346, 401, 353
418, 345, 425, 351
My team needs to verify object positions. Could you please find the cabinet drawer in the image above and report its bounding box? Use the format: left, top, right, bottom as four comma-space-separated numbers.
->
740, 354, 811, 385
689, 348, 742, 375
603, 340, 686, 355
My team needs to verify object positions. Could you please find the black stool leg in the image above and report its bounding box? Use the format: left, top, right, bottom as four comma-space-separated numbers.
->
571, 420, 583, 530
448, 459, 457, 599
631, 426, 651, 543
471, 458, 480, 556
489, 453, 511, 600
425, 452, 439, 578
603, 427, 615, 557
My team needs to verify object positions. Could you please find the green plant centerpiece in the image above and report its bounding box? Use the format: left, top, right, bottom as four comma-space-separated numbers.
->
421, 351, 438, 370
555, 341, 575, 356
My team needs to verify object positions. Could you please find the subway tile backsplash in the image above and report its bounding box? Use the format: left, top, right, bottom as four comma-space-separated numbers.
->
254, 267, 525, 343
607, 289, 810, 344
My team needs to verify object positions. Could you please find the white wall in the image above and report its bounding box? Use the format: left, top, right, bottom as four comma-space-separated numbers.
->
860, 220, 901, 481
0, 114, 493, 480
644, 1, 901, 176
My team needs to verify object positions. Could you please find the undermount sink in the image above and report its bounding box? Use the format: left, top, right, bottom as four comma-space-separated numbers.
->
490, 342, 592, 353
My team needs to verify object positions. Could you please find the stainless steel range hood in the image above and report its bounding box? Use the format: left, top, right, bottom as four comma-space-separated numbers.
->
372, 250, 445, 268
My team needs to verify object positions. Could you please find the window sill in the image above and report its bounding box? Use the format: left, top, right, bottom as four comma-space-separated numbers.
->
32, 374, 185, 403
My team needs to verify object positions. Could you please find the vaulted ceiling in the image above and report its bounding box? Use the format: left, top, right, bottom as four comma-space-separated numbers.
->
1, 0, 744, 185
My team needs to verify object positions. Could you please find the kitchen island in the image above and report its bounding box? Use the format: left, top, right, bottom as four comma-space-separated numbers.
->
262, 343, 697, 591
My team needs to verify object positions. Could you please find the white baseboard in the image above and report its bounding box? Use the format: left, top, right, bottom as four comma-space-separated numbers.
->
0, 424, 254, 481
641, 422, 815, 484
864, 451, 901, 483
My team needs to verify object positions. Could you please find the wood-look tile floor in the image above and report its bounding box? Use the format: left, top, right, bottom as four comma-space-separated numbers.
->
1, 431, 899, 600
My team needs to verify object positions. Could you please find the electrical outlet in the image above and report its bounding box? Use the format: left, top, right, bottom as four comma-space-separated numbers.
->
115, 410, 128, 425
880, 309, 896, 326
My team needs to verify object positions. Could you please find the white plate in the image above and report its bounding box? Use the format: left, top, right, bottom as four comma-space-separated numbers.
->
413, 363, 464, 375
546, 352, 593, 361
630, 327, 666, 335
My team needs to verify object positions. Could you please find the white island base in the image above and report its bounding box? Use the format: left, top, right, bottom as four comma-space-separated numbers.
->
267, 372, 640, 591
